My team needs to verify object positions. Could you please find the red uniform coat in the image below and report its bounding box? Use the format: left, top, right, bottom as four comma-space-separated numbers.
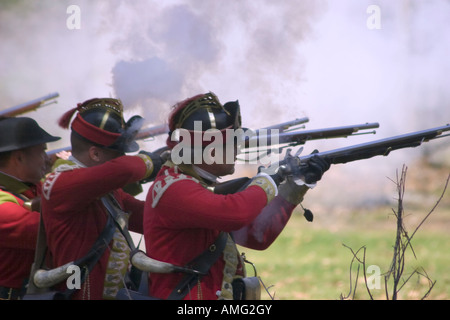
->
0, 172, 40, 290
144, 165, 295, 300
41, 156, 148, 300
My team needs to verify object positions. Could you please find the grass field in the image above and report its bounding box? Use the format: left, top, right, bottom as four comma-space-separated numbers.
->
239, 190, 450, 300
237, 160, 450, 300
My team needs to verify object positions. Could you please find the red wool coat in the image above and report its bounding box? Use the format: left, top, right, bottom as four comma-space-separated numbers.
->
144, 165, 295, 300
41, 156, 148, 300
0, 174, 40, 289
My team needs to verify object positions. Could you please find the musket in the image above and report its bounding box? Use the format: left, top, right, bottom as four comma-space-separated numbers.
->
135, 123, 169, 140
239, 122, 379, 162
215, 124, 450, 194
296, 124, 450, 167
0, 92, 59, 117
258, 117, 309, 132
244, 122, 379, 148
134, 118, 310, 141
46, 124, 170, 157
273, 123, 450, 187
45, 118, 312, 156
46, 146, 72, 157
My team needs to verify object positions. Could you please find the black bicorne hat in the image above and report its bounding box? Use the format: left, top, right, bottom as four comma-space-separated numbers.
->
0, 117, 60, 153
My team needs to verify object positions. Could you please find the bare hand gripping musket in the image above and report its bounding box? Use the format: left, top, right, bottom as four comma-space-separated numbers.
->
0, 92, 59, 117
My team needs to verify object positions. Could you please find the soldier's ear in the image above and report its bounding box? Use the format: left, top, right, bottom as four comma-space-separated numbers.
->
88, 146, 102, 163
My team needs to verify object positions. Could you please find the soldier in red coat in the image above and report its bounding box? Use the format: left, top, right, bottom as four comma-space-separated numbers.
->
40, 98, 162, 300
143, 93, 330, 300
0, 117, 60, 299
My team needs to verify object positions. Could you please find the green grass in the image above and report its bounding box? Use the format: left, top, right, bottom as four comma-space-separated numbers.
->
238, 208, 450, 300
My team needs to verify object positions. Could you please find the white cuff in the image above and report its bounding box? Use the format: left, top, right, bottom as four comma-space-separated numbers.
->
256, 172, 279, 196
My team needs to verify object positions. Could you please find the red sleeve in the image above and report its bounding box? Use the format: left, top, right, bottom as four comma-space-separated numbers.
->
154, 179, 269, 232
119, 189, 145, 234
232, 195, 296, 250
44, 155, 148, 214
0, 201, 39, 250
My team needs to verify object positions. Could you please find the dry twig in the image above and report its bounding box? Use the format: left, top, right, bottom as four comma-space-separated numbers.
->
341, 165, 449, 300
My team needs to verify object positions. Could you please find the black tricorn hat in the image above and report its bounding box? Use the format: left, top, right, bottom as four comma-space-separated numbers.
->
58, 98, 141, 153
173, 92, 241, 132
166, 92, 245, 149
0, 117, 61, 152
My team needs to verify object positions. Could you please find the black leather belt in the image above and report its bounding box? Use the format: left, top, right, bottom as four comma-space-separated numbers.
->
168, 232, 228, 300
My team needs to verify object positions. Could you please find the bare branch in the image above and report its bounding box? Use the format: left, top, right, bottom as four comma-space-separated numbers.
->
340, 165, 448, 300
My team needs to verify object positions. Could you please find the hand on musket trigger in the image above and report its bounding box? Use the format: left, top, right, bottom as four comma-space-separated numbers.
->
300, 150, 331, 184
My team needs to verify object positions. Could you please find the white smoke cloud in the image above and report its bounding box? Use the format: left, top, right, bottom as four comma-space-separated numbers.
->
111, 58, 183, 120
1, 0, 449, 209
107, 2, 226, 122
104, 0, 324, 125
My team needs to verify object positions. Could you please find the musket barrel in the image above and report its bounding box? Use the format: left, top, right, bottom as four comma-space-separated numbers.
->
135, 123, 169, 140
260, 117, 310, 132
46, 146, 72, 156
275, 122, 380, 144
244, 122, 380, 148
299, 124, 450, 165
46, 123, 170, 155
0, 92, 59, 117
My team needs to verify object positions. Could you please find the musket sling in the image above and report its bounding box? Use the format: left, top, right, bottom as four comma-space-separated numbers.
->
24, 213, 116, 300
101, 195, 147, 293
104, 194, 228, 300
167, 231, 228, 300
24, 194, 129, 300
